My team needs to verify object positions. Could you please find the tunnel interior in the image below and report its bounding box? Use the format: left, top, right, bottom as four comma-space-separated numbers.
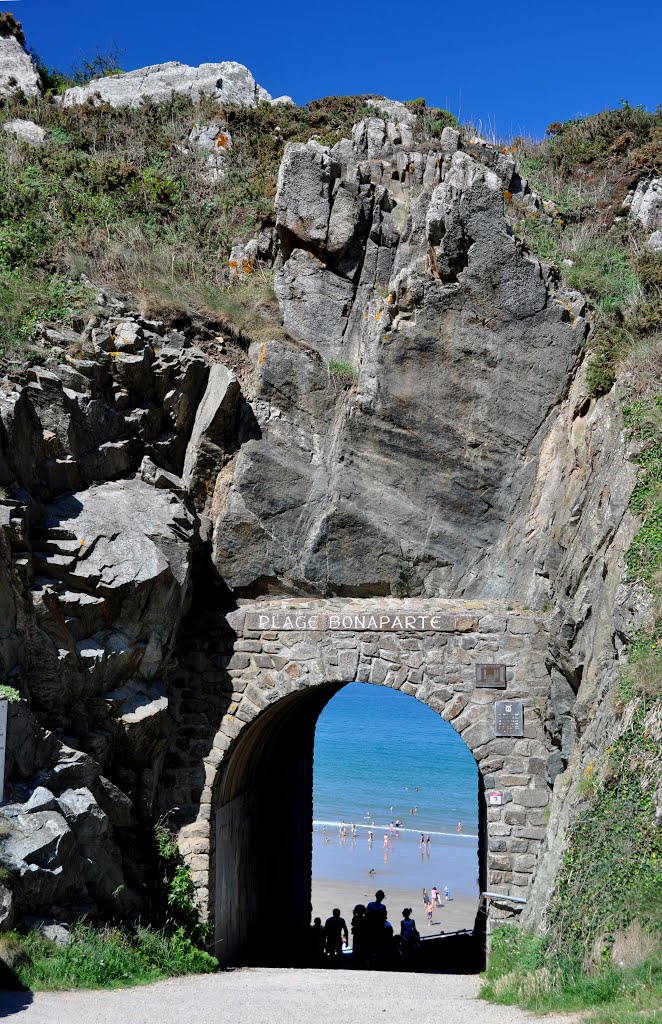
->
212, 682, 487, 968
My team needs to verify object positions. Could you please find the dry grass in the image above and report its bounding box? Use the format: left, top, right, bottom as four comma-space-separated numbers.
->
611, 921, 660, 970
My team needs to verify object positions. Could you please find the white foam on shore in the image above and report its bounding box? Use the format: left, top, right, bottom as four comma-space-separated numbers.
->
313, 819, 478, 840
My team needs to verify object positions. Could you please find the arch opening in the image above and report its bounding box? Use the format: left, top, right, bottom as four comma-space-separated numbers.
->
212, 680, 487, 969
311, 682, 482, 941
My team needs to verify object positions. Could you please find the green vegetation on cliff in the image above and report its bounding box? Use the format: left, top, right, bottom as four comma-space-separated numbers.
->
0, 79, 391, 362
512, 103, 662, 396
481, 701, 662, 1023
481, 292, 662, 1024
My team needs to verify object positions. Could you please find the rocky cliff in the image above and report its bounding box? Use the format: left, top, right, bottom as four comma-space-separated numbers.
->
0, 38, 658, 955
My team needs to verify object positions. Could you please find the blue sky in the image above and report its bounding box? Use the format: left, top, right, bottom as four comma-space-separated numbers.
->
6, 0, 661, 139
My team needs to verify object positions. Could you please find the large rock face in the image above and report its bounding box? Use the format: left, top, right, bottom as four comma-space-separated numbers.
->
212, 123, 585, 597
59, 60, 288, 109
0, 25, 41, 100
0, 112, 643, 939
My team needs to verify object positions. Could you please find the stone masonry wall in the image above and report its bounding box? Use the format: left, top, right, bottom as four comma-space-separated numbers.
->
178, 597, 554, 923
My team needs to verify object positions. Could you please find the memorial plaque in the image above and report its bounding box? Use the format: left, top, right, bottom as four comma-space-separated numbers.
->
495, 700, 524, 737
476, 664, 507, 688
486, 789, 503, 806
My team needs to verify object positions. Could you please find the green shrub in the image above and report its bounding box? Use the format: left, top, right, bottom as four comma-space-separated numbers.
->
0, 685, 20, 702
6, 923, 216, 991
153, 821, 210, 947
544, 103, 662, 175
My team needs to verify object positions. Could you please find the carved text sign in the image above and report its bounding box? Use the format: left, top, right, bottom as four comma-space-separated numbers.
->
244, 610, 475, 633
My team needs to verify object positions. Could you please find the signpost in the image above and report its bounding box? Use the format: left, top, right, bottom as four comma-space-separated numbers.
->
0, 699, 7, 804
495, 700, 524, 737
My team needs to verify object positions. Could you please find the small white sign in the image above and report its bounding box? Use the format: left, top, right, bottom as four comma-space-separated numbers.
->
487, 789, 503, 806
0, 699, 7, 805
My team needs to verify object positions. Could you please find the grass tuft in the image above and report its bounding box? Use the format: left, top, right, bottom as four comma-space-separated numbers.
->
2, 923, 217, 991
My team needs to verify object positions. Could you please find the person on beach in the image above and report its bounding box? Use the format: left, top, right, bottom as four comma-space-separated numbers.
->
383, 834, 388, 849
420, 833, 425, 846
368, 830, 373, 844
426, 834, 431, 848
457, 821, 463, 832
444, 884, 450, 901
324, 908, 348, 963
422, 888, 433, 925
430, 885, 440, 906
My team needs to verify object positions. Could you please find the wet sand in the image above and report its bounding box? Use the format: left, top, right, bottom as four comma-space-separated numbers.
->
311, 877, 477, 938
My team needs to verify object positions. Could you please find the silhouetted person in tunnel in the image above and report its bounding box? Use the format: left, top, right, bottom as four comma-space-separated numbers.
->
324, 908, 348, 964
351, 903, 367, 966
310, 916, 325, 965
365, 889, 388, 967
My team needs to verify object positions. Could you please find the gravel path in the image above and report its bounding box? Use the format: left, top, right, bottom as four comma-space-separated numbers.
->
0, 969, 582, 1024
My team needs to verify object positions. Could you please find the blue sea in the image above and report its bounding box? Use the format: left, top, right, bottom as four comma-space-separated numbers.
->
312, 683, 480, 898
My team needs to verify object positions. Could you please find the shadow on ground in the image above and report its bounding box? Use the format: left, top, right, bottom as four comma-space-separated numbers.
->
0, 960, 33, 1018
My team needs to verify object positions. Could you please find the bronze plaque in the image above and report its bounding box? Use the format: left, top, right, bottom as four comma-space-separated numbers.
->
476, 664, 507, 688
495, 701, 524, 737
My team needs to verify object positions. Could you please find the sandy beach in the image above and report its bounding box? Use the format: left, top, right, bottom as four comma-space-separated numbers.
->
311, 822, 479, 941
311, 877, 478, 939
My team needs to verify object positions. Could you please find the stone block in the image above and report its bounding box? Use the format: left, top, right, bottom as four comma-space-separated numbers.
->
496, 774, 530, 787
338, 649, 359, 680
227, 653, 250, 670
370, 659, 389, 684
489, 871, 513, 884
506, 838, 529, 853
488, 824, 512, 836
513, 854, 536, 872
488, 854, 512, 872
478, 615, 506, 633
221, 715, 244, 739
513, 826, 546, 841
527, 811, 545, 826
186, 855, 210, 872
441, 694, 467, 720
489, 839, 507, 853
512, 787, 549, 807
503, 808, 526, 825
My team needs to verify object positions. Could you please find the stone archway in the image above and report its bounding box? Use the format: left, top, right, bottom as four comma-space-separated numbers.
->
186, 598, 552, 966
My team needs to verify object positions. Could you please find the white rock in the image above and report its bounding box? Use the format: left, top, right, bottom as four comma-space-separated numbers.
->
0, 32, 41, 100
367, 96, 416, 126
3, 118, 45, 146
629, 177, 662, 231
59, 60, 273, 109
646, 230, 662, 253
